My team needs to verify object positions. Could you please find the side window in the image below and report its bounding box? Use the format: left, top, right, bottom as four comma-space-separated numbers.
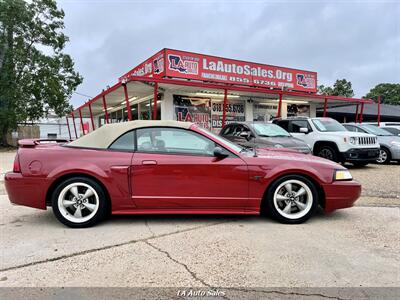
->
290, 120, 309, 133
357, 128, 367, 133
109, 131, 135, 151
136, 127, 216, 156
221, 125, 234, 136
345, 125, 357, 132
276, 120, 289, 131
232, 125, 250, 137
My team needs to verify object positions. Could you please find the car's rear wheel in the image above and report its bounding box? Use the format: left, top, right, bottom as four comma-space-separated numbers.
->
316, 145, 338, 162
265, 175, 318, 224
376, 148, 391, 164
52, 177, 108, 228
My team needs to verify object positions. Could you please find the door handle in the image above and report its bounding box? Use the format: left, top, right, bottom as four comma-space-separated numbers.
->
142, 160, 157, 165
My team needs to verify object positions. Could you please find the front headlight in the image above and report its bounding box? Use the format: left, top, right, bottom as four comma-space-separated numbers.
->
274, 144, 283, 148
334, 169, 353, 181
349, 137, 357, 145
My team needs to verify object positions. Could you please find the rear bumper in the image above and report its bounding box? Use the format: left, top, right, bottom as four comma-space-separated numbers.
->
4, 172, 48, 210
322, 180, 361, 213
341, 148, 380, 162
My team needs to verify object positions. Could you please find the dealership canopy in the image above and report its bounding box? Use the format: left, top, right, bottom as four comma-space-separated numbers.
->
67, 48, 375, 139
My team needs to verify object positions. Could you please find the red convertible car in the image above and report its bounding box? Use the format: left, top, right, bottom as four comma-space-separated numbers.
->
5, 120, 361, 227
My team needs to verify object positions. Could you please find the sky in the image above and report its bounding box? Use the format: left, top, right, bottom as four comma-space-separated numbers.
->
57, 0, 400, 108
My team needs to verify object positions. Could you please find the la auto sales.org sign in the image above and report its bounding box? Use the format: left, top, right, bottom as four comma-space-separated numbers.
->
165, 49, 317, 93
120, 49, 317, 93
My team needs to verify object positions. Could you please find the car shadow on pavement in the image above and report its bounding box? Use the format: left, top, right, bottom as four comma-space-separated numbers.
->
105, 207, 348, 226
5, 206, 349, 228
107, 213, 257, 224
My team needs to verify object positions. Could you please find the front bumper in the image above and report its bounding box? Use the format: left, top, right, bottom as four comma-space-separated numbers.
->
322, 180, 361, 213
4, 172, 48, 210
341, 148, 380, 162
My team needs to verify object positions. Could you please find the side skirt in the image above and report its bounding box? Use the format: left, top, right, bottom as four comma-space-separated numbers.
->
111, 209, 260, 215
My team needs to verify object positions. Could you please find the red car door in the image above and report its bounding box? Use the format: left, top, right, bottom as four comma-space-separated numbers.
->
130, 127, 248, 210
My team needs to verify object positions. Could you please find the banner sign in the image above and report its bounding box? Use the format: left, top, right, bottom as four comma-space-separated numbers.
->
211, 100, 245, 129
119, 50, 165, 82
287, 104, 310, 117
165, 49, 317, 92
173, 95, 211, 130
119, 49, 317, 93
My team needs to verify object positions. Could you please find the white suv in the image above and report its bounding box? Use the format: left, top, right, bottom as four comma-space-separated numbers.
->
273, 117, 380, 166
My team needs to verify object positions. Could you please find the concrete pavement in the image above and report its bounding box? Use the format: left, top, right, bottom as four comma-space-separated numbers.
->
1, 195, 399, 288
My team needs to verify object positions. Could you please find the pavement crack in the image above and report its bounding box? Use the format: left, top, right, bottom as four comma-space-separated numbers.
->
0, 220, 230, 273
144, 240, 210, 287
229, 287, 349, 300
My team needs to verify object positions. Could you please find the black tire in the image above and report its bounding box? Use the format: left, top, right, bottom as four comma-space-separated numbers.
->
316, 145, 339, 162
376, 148, 391, 164
264, 175, 319, 224
51, 176, 108, 228
352, 162, 369, 167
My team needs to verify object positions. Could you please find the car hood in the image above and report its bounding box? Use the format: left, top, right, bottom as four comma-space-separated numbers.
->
328, 131, 376, 138
257, 136, 308, 148
243, 147, 344, 170
377, 135, 400, 144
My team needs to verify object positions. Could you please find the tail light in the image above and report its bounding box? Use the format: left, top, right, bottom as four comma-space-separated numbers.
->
13, 153, 21, 173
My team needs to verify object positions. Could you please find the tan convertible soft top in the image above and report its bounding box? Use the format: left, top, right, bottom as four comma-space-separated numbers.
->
68, 120, 193, 149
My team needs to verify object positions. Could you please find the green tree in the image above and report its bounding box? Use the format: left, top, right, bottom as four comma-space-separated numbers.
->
365, 83, 400, 105
0, 0, 82, 145
318, 79, 354, 97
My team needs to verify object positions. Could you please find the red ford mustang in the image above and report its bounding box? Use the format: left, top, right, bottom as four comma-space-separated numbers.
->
5, 120, 361, 227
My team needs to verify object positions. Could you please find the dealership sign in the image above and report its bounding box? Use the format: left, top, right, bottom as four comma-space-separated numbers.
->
119, 49, 317, 93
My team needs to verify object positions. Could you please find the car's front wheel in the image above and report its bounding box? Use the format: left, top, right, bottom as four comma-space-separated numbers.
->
52, 177, 108, 228
376, 148, 391, 164
264, 175, 318, 224
316, 145, 339, 162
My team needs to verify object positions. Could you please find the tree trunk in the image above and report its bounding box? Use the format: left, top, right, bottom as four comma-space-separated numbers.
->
0, 126, 9, 147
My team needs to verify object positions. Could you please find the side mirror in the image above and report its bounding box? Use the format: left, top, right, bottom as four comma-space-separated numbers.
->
239, 131, 252, 140
213, 146, 229, 158
299, 127, 309, 134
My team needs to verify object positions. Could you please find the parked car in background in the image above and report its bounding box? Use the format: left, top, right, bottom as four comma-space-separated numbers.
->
5, 120, 361, 227
343, 123, 400, 164
273, 117, 380, 167
365, 122, 400, 130
219, 122, 311, 154
380, 127, 400, 136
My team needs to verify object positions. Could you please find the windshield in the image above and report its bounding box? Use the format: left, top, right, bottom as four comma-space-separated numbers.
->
312, 118, 347, 132
196, 126, 244, 153
251, 123, 291, 137
360, 124, 394, 136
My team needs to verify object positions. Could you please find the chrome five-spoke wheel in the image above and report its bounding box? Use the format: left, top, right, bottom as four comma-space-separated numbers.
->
52, 177, 108, 228
58, 182, 99, 223
265, 175, 318, 224
273, 180, 313, 220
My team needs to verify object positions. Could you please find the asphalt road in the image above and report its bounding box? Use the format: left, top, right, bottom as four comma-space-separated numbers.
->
0, 151, 399, 299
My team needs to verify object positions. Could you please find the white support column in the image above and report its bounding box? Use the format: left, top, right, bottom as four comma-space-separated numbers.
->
161, 91, 174, 120
309, 102, 317, 117
281, 102, 288, 118
245, 99, 254, 121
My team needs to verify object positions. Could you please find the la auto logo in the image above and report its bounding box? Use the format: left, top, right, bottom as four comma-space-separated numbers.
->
296, 73, 316, 89
168, 54, 198, 75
